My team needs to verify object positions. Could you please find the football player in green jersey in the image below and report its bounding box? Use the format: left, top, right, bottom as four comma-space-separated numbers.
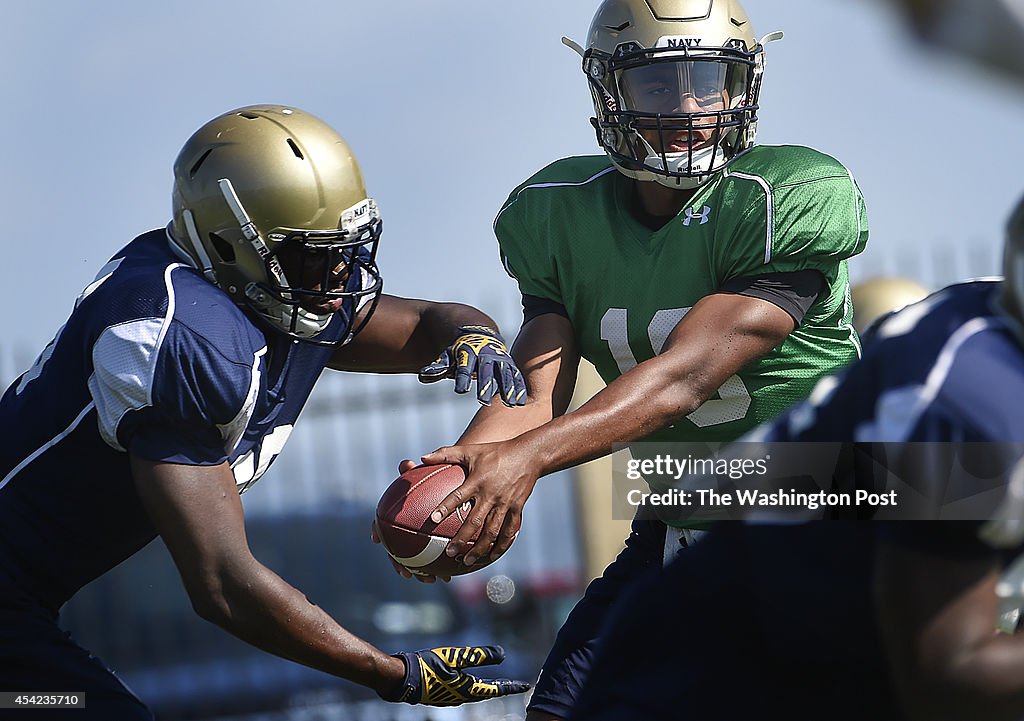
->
383, 2, 868, 718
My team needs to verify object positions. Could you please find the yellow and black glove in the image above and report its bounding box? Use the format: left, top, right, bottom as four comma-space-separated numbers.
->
418, 326, 527, 407
381, 645, 531, 706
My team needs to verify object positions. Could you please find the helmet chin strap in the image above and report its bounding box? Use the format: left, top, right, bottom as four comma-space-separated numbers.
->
175, 210, 218, 284
218, 179, 291, 291
217, 177, 334, 340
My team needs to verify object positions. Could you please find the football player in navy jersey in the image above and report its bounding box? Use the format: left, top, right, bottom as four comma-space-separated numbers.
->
568, 193, 1024, 720
0, 105, 530, 717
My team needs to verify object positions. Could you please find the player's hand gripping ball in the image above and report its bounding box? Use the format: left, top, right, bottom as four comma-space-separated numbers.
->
418, 325, 527, 407
375, 464, 514, 577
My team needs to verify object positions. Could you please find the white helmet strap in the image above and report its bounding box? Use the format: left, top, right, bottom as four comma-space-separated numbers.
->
217, 178, 290, 290
181, 209, 218, 284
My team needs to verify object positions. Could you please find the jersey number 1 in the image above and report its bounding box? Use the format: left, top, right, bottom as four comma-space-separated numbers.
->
599, 307, 751, 428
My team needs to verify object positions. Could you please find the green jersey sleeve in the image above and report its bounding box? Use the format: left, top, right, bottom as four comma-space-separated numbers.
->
715, 148, 868, 283
494, 185, 563, 305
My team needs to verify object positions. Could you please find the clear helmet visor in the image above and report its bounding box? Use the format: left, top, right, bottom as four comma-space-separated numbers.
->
619, 60, 735, 114
618, 59, 749, 124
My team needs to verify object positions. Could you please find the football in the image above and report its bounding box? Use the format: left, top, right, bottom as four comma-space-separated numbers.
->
375, 463, 501, 577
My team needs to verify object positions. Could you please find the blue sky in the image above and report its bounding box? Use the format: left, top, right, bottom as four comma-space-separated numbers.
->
3, 0, 1023, 357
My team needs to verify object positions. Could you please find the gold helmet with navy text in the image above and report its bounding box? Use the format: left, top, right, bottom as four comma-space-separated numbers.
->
564, 0, 783, 189
999, 192, 1024, 341
170, 105, 383, 344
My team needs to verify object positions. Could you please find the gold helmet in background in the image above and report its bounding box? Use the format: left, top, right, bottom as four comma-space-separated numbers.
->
171, 105, 383, 344
851, 277, 930, 334
565, 0, 783, 189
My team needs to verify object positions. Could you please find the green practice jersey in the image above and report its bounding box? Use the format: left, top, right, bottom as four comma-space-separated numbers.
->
496, 145, 867, 446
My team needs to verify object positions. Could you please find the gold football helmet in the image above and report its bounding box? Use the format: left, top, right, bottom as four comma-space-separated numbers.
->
565, 0, 782, 189
170, 105, 383, 343
851, 277, 930, 334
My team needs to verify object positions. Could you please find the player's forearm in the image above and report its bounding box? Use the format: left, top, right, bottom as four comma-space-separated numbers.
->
457, 322, 578, 443
417, 301, 500, 350
330, 297, 500, 372
195, 556, 404, 695
380, 301, 498, 373
458, 395, 556, 444
517, 353, 705, 476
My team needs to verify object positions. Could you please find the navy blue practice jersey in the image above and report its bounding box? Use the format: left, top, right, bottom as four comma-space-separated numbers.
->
0, 229, 348, 613
746, 279, 1024, 526
752, 279, 1024, 445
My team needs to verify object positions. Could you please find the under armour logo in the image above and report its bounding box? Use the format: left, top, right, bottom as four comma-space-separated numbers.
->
682, 205, 712, 226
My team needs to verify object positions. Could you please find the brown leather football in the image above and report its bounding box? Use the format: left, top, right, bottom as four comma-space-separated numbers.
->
375, 464, 504, 577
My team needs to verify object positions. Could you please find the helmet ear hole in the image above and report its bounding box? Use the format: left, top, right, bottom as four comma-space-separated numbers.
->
189, 149, 214, 179
208, 232, 236, 263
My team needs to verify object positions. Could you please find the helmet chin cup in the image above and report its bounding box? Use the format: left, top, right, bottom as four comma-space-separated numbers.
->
243, 282, 333, 340
608, 160, 709, 190
650, 168, 714, 190
641, 141, 721, 189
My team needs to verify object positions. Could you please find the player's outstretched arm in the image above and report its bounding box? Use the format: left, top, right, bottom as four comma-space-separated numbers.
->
328, 294, 525, 406
876, 539, 1024, 721
425, 292, 794, 566
131, 456, 529, 706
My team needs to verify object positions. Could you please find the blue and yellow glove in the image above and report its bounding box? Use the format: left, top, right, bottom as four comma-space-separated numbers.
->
381, 645, 531, 706
419, 326, 528, 407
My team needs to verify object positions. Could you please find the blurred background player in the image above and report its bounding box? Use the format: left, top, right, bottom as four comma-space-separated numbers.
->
568, 193, 1024, 721
0, 105, 530, 718
851, 275, 929, 334
384, 1, 871, 718
887, 0, 1024, 82
876, 193, 1024, 721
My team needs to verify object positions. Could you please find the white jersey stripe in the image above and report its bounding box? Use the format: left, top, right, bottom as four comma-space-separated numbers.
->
727, 171, 774, 264
0, 402, 96, 493
854, 316, 996, 442
88, 263, 185, 452
495, 163, 618, 280
218, 346, 267, 455
847, 167, 862, 244
493, 165, 618, 233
